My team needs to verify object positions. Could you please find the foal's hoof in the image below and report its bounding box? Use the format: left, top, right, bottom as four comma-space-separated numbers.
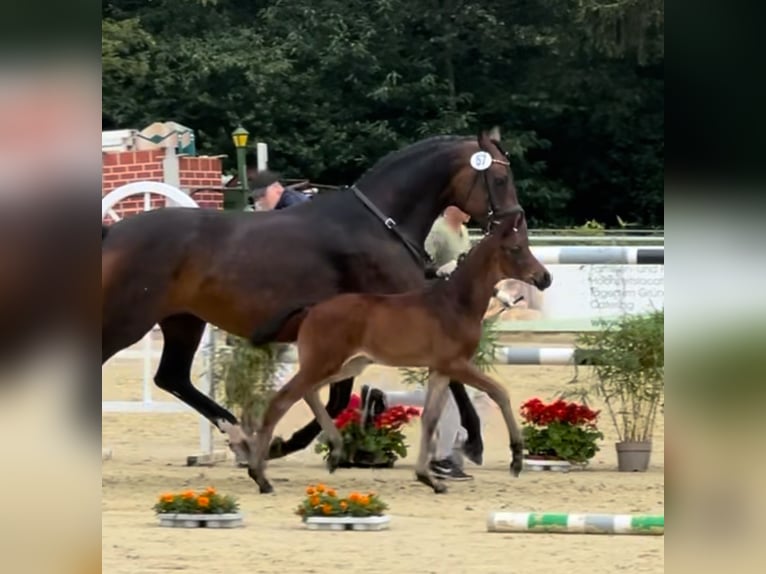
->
258, 481, 274, 495
510, 459, 523, 477
326, 454, 341, 474
415, 472, 448, 494
268, 436, 286, 460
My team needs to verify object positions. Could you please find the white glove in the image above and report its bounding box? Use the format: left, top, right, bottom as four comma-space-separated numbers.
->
494, 289, 524, 309
436, 259, 458, 276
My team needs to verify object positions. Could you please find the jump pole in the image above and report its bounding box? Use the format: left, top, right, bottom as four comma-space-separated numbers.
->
487, 512, 664, 535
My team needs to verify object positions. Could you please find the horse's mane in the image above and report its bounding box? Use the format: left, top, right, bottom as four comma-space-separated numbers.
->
354, 135, 472, 186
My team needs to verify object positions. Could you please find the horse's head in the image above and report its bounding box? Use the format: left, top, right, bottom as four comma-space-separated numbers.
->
490, 211, 552, 291
447, 128, 522, 232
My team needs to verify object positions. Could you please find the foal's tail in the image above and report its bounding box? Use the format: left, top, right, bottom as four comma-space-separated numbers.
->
249, 304, 313, 347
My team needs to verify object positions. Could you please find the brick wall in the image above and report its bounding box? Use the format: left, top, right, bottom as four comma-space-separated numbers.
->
102, 151, 224, 220
179, 157, 224, 209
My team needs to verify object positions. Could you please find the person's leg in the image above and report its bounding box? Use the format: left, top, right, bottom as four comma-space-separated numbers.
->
430, 393, 473, 481
360, 385, 473, 481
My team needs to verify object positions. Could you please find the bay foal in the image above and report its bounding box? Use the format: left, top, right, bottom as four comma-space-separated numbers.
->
237, 211, 551, 494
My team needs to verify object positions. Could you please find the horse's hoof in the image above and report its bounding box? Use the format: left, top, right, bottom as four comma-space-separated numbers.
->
433, 481, 448, 494
510, 460, 523, 477
268, 436, 286, 460
258, 482, 274, 494
462, 438, 484, 466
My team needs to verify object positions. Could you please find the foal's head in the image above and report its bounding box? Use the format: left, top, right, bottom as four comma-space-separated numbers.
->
489, 213, 552, 291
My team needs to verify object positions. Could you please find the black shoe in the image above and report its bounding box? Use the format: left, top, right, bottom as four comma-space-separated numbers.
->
430, 458, 474, 481
360, 385, 387, 427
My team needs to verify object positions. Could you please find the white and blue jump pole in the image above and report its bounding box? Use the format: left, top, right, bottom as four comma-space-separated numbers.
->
531, 246, 663, 265
275, 346, 590, 366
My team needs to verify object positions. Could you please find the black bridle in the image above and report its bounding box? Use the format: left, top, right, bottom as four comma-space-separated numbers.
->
465, 140, 525, 232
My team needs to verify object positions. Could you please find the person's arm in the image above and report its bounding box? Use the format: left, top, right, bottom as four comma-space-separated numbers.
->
275, 188, 310, 210
426, 234, 456, 276
426, 227, 462, 276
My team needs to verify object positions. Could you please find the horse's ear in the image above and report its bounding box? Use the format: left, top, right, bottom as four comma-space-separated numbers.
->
477, 129, 493, 151
501, 219, 516, 239
488, 126, 501, 142
498, 212, 523, 239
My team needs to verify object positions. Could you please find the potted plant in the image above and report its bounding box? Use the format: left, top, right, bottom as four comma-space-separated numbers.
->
315, 394, 420, 468
211, 335, 282, 436
295, 483, 390, 531
153, 486, 242, 528
210, 334, 286, 464
568, 309, 664, 472
519, 397, 604, 471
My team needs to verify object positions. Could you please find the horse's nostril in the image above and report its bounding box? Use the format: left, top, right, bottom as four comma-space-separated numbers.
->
536, 270, 552, 290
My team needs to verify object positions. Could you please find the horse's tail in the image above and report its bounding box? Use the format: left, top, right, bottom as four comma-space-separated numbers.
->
249, 304, 313, 347
102, 224, 110, 241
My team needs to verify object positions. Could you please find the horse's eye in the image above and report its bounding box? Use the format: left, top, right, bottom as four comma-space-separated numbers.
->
493, 176, 508, 188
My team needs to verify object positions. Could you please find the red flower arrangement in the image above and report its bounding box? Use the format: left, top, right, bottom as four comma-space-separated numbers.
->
315, 393, 421, 467
520, 398, 604, 464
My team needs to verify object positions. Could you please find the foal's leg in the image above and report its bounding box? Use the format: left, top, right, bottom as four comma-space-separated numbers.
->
414, 371, 451, 494
442, 361, 524, 477
269, 377, 354, 459
155, 315, 244, 457
303, 388, 344, 472
246, 371, 314, 494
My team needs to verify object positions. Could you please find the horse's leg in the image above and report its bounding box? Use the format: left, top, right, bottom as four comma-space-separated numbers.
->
268, 376, 354, 459
102, 314, 155, 365
443, 361, 524, 477
414, 371, 451, 494
303, 387, 345, 472
449, 381, 484, 465
246, 370, 320, 494
154, 314, 244, 456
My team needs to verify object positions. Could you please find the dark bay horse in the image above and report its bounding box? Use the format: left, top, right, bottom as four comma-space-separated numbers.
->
102, 130, 528, 470
1, 190, 99, 426
237, 211, 552, 494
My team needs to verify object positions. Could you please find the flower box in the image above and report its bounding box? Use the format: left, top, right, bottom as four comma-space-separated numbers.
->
304, 515, 391, 531
523, 458, 572, 472
154, 487, 242, 528
157, 513, 244, 528
296, 483, 390, 531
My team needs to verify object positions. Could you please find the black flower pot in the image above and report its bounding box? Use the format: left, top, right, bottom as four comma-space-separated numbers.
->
337, 450, 396, 469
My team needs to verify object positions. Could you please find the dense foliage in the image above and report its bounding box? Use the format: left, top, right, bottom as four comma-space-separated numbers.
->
103, 0, 663, 228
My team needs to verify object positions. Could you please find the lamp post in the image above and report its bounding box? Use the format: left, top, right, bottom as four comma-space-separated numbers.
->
225, 125, 250, 211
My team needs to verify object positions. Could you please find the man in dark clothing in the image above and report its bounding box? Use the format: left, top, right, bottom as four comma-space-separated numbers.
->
247, 170, 310, 211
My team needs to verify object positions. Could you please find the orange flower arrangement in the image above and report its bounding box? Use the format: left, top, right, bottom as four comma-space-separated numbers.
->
295, 484, 388, 519
153, 486, 239, 515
